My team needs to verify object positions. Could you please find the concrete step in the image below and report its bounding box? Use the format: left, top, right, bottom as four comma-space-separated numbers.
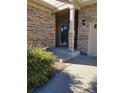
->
52, 47, 80, 62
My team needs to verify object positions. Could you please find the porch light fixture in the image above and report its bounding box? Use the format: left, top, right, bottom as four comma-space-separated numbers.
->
94, 24, 97, 28
82, 19, 85, 26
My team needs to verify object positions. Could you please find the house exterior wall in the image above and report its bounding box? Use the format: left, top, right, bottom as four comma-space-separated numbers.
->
88, 22, 97, 56
27, 0, 56, 48
77, 4, 97, 54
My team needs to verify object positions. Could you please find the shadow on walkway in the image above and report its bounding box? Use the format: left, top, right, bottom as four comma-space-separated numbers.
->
33, 55, 97, 93
90, 79, 97, 93
65, 55, 97, 66
33, 72, 74, 93
34, 72, 97, 93
83, 77, 97, 93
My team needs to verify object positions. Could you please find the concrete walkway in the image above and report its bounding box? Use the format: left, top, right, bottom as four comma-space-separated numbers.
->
34, 55, 97, 93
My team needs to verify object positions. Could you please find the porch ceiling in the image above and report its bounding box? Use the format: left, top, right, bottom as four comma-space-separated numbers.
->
41, 0, 72, 10
77, 0, 96, 6
38, 0, 96, 11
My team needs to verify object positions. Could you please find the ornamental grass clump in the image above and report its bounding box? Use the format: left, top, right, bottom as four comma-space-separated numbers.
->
27, 47, 55, 92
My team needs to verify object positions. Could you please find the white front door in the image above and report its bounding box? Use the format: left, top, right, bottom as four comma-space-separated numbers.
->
88, 22, 97, 57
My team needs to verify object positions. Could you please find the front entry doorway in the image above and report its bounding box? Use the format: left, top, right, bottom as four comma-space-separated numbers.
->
60, 24, 69, 46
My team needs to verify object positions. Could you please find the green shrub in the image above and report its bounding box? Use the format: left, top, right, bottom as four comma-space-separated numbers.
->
27, 47, 55, 90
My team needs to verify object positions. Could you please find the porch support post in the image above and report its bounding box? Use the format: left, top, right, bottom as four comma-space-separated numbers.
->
68, 6, 75, 52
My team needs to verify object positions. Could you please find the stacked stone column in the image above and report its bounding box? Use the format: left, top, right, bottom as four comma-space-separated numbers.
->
68, 6, 75, 52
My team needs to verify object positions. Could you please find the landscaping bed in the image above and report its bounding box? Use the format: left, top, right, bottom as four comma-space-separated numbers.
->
27, 47, 55, 93
27, 47, 68, 93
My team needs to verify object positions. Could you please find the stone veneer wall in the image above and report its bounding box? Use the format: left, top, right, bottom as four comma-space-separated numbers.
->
77, 4, 97, 54
27, 0, 56, 48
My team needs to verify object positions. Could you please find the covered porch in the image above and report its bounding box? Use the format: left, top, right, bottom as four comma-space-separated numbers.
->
28, 0, 97, 57
41, 0, 96, 53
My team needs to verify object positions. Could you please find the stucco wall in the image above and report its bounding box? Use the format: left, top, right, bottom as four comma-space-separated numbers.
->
27, 0, 56, 48
77, 4, 97, 54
